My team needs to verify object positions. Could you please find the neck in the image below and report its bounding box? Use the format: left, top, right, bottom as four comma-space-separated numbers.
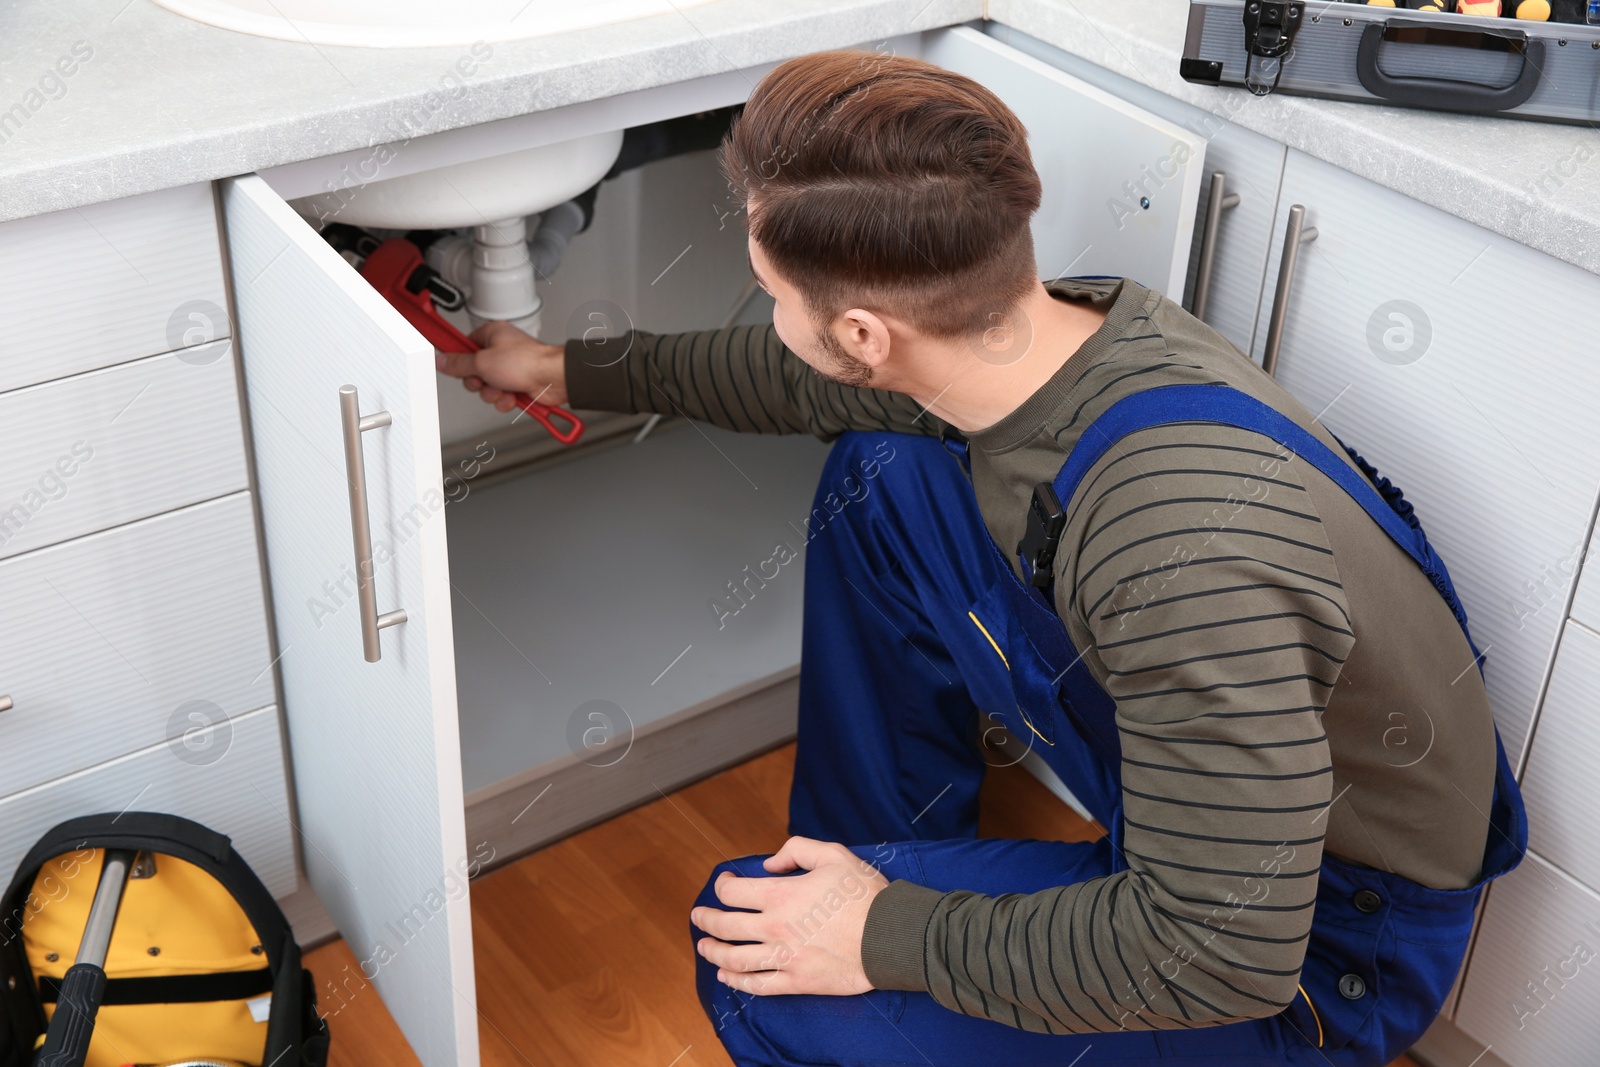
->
900, 282, 1107, 433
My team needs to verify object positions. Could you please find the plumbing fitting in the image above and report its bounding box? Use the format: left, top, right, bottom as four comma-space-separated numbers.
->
421, 198, 593, 337
527, 199, 587, 280
467, 216, 540, 330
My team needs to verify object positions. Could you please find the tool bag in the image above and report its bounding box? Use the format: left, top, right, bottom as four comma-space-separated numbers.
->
0, 813, 330, 1067
1182, 0, 1600, 125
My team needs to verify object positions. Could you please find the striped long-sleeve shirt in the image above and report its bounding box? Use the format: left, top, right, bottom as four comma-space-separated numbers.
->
562, 276, 1498, 1033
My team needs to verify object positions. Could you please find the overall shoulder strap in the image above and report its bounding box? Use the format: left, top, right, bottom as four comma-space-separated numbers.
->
1035, 383, 1479, 658
1017, 383, 1519, 887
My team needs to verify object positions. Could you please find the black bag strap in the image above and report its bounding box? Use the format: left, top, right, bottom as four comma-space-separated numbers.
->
39, 968, 275, 1005
3, 813, 291, 973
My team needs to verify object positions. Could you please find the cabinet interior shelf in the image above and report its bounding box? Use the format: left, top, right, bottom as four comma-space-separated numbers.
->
446, 419, 830, 793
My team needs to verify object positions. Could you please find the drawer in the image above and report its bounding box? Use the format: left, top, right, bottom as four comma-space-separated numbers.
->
0, 493, 274, 795
0, 344, 247, 560
1572, 553, 1600, 632
1519, 619, 1600, 891
0, 705, 297, 898
0, 183, 228, 394
1455, 852, 1600, 1067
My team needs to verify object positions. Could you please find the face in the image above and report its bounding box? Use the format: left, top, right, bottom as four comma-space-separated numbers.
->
748, 235, 874, 388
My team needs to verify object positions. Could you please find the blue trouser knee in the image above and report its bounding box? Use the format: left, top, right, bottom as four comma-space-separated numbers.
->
689, 433, 1296, 1066
689, 840, 1291, 1066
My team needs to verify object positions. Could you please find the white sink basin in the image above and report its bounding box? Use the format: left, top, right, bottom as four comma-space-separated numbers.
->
153, 0, 717, 47
288, 130, 624, 230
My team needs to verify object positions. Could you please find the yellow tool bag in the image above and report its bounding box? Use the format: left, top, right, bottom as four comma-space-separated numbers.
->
0, 813, 330, 1067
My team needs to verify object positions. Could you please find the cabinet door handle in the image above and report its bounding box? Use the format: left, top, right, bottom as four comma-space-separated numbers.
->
340, 385, 408, 663
1190, 171, 1240, 323
0, 695, 11, 714
1261, 204, 1318, 379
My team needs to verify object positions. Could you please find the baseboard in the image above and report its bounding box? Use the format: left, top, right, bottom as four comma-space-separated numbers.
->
278, 875, 339, 949
1410, 1015, 1508, 1067
464, 668, 800, 871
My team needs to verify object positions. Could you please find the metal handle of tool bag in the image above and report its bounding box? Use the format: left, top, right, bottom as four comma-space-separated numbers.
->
1190, 171, 1241, 323
1261, 205, 1318, 379
340, 385, 408, 663
1356, 19, 1544, 114
0, 694, 12, 714
35, 848, 137, 1067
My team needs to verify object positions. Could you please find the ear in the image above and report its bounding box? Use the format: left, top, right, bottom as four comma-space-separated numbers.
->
834, 308, 895, 369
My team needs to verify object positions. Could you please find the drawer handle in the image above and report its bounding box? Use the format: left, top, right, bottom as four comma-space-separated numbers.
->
340, 385, 408, 663
1190, 171, 1240, 323
0, 695, 11, 714
1261, 204, 1318, 379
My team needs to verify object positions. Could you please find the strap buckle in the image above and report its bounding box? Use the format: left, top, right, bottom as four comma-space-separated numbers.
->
1017, 481, 1066, 589
939, 426, 973, 479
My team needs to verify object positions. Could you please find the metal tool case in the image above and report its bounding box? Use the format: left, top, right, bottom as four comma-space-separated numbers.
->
1182, 0, 1600, 125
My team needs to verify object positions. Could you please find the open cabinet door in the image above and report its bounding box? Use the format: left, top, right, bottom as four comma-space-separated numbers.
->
923, 27, 1205, 297
222, 175, 478, 1067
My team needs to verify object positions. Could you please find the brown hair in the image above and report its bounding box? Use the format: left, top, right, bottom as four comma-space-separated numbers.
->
720, 49, 1042, 339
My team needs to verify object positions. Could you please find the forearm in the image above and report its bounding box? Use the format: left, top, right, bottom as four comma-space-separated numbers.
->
563, 322, 946, 440
861, 751, 1327, 1034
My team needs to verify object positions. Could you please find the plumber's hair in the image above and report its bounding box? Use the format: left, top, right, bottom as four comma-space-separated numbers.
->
721, 48, 1041, 339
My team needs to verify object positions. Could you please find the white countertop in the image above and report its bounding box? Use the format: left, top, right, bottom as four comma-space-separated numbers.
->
0, 0, 981, 220
2, 0, 1597, 274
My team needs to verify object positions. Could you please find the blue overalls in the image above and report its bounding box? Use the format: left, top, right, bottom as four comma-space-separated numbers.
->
691, 383, 1527, 1067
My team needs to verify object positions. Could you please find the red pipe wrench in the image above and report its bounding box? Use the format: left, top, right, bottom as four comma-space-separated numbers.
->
360, 237, 584, 446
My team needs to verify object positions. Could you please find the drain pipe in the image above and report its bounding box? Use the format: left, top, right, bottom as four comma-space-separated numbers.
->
423, 200, 590, 337
527, 199, 586, 281
467, 216, 541, 334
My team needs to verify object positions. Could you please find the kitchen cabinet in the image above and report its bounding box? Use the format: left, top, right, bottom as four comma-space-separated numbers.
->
1249, 153, 1600, 1063
0, 493, 274, 793
0, 343, 247, 560
0, 705, 296, 898
222, 26, 1207, 1066
1520, 620, 1600, 892
919, 29, 1205, 297
1453, 619, 1600, 1067
0, 182, 299, 954
983, 23, 1287, 359
224, 173, 480, 1067
1454, 853, 1600, 1066
1173, 125, 1284, 360
448, 423, 830, 795
1250, 149, 1600, 759
0, 182, 228, 394
1571, 551, 1600, 632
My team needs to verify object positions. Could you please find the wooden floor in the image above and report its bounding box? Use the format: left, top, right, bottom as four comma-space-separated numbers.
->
306, 743, 1419, 1066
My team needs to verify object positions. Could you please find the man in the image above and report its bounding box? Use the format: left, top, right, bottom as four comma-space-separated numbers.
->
438, 49, 1526, 1067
